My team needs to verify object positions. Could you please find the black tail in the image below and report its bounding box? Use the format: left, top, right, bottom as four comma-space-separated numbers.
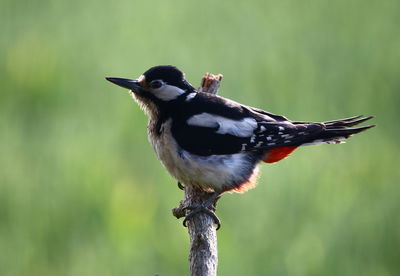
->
323, 115, 374, 128
302, 115, 375, 146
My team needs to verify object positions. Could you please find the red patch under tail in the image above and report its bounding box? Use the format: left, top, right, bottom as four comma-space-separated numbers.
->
262, 146, 298, 163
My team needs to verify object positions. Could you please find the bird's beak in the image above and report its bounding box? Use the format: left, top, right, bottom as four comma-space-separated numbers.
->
105, 77, 143, 93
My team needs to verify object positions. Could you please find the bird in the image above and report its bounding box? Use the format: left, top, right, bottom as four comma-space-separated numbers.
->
106, 65, 374, 229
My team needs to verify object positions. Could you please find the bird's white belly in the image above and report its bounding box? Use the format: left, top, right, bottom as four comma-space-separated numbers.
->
149, 119, 258, 192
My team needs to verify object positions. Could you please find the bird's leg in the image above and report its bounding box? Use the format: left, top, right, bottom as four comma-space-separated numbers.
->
177, 181, 185, 190
183, 192, 222, 230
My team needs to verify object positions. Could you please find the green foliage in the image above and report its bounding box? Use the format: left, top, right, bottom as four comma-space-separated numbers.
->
1, 0, 399, 275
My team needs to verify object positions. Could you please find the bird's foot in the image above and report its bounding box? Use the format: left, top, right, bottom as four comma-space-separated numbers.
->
177, 182, 185, 190
182, 204, 221, 230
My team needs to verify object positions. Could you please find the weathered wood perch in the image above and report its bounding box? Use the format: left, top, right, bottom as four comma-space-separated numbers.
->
172, 72, 223, 276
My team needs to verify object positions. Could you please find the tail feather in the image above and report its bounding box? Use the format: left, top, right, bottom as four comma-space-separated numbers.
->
321, 125, 375, 138
301, 116, 375, 146
324, 115, 374, 128
322, 115, 364, 124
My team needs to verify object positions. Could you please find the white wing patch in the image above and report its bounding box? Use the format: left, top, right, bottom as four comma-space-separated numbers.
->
185, 92, 197, 101
187, 113, 257, 137
151, 84, 185, 101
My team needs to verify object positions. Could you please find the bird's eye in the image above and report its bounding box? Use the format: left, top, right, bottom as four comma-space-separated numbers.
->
149, 80, 163, 89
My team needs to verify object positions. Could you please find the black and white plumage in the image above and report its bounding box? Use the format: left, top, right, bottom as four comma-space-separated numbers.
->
106, 65, 374, 194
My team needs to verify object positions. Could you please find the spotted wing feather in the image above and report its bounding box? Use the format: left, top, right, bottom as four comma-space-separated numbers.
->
242, 116, 374, 151
241, 122, 323, 151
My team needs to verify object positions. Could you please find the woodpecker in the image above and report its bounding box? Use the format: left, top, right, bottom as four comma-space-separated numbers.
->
106, 65, 374, 228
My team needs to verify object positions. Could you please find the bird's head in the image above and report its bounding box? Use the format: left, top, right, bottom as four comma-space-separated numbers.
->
106, 65, 195, 115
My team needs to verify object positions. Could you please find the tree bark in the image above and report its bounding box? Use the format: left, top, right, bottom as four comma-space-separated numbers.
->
172, 73, 223, 276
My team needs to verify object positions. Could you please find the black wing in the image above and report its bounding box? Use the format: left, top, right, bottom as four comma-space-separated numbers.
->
172, 123, 247, 155
246, 106, 289, 121
170, 93, 312, 155
170, 92, 262, 155
171, 93, 373, 155
172, 117, 324, 155
240, 121, 323, 151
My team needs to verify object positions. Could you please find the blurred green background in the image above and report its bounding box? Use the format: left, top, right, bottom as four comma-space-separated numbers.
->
1, 0, 399, 275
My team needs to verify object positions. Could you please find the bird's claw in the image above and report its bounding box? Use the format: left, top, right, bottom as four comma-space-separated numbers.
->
182, 205, 221, 230
177, 182, 185, 190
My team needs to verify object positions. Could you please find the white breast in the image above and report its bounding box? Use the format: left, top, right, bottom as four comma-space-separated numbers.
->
148, 119, 259, 192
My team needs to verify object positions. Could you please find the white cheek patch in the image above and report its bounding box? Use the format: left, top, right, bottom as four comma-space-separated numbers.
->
151, 84, 185, 101
187, 113, 257, 137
